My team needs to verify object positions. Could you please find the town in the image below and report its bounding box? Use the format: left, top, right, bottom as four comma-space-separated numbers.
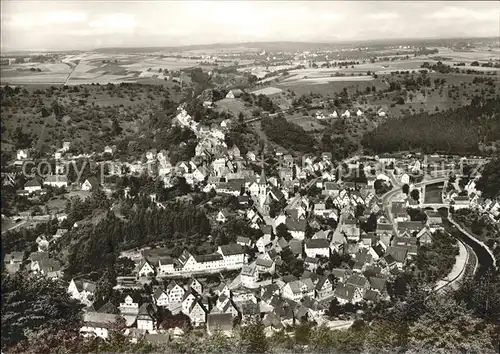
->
2, 106, 499, 345
1, 1, 500, 353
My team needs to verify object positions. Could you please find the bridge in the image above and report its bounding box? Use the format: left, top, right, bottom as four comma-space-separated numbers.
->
420, 203, 449, 210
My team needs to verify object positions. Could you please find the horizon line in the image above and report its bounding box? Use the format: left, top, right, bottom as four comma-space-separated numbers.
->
1, 35, 498, 54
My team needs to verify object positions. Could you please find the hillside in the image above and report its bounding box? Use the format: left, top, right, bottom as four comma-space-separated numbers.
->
0, 84, 182, 158
361, 96, 500, 155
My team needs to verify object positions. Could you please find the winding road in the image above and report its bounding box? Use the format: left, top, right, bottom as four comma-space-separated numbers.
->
380, 176, 475, 291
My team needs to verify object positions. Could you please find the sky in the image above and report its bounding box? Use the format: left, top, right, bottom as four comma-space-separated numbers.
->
1, 1, 499, 51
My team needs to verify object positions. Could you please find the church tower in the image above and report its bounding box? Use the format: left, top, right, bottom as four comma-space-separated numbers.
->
258, 154, 269, 215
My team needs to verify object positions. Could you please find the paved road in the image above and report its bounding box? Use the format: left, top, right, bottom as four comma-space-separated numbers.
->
1, 219, 27, 235
285, 177, 319, 210
381, 176, 471, 292
434, 236, 468, 292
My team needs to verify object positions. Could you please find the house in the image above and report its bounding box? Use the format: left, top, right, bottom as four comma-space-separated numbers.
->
323, 182, 340, 197
369, 277, 387, 294
187, 278, 203, 294
236, 236, 253, 248
417, 229, 434, 245
216, 209, 230, 223
136, 303, 156, 331
153, 288, 170, 307
81, 177, 99, 191
304, 239, 330, 258
137, 259, 156, 277
377, 109, 386, 117
340, 221, 361, 242
333, 284, 357, 305
4, 252, 24, 274
167, 283, 186, 304
315, 276, 334, 300
246, 151, 257, 162
119, 295, 140, 315
304, 256, 319, 271
285, 217, 307, 240
32, 257, 62, 279
187, 300, 208, 327
207, 313, 234, 336
256, 233, 273, 254
226, 89, 243, 99
44, 175, 68, 188
397, 221, 425, 236
385, 246, 408, 269
104, 145, 116, 155
17, 149, 29, 160
282, 279, 315, 301
68, 278, 97, 306
452, 195, 470, 210
400, 173, 410, 185
241, 263, 259, 288
424, 210, 443, 230
255, 256, 276, 274
356, 109, 363, 117
181, 288, 199, 315
24, 178, 42, 193
341, 110, 351, 118
80, 312, 120, 339
36, 234, 50, 252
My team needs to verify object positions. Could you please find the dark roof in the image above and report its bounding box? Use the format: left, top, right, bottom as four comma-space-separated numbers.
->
346, 274, 368, 288
98, 301, 119, 314
369, 277, 387, 292
288, 239, 303, 255
387, 246, 409, 263
270, 187, 285, 201
305, 238, 330, 249
24, 178, 42, 187
194, 253, 223, 263
397, 221, 425, 232
285, 217, 307, 232
363, 289, 379, 301
218, 244, 244, 256
333, 284, 355, 302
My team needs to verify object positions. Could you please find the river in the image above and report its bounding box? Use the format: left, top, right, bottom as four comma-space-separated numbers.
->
443, 216, 495, 278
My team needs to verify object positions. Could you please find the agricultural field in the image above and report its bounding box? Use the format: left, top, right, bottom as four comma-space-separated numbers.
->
214, 98, 252, 117
1, 52, 203, 86
0, 62, 72, 85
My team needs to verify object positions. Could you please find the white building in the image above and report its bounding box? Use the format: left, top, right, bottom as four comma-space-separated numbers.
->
304, 239, 330, 258
17, 149, 29, 160
44, 175, 68, 188
282, 279, 315, 301
68, 278, 97, 306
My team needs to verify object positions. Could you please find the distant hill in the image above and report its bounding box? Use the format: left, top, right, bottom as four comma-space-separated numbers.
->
92, 37, 499, 54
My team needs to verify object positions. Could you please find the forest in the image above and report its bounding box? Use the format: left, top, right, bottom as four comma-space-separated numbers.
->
261, 114, 316, 153
475, 158, 500, 199
362, 96, 500, 155
64, 198, 211, 278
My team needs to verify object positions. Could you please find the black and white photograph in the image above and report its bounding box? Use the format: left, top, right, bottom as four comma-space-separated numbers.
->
1, 1, 499, 353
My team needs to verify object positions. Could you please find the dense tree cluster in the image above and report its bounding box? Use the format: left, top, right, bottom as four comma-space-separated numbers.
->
414, 230, 458, 283
261, 114, 315, 153
362, 97, 500, 155
475, 159, 500, 199
1, 272, 83, 349
65, 199, 210, 278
